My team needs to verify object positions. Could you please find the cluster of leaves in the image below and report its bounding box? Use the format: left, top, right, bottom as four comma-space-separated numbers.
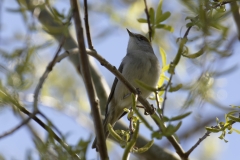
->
31, 134, 91, 160
108, 90, 192, 155
108, 94, 154, 156
206, 106, 240, 142
137, 0, 173, 39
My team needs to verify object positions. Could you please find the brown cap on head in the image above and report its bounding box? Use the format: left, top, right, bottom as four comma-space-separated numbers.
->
126, 28, 134, 37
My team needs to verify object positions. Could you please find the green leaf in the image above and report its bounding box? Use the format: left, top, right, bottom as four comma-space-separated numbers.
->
6, 7, 27, 13
155, 24, 174, 32
228, 115, 240, 122
132, 94, 153, 131
162, 64, 170, 72
151, 131, 163, 139
205, 127, 221, 133
159, 47, 167, 67
149, 7, 155, 25
123, 121, 139, 160
108, 124, 124, 143
156, 11, 171, 24
133, 140, 154, 153
164, 122, 182, 136
137, 18, 148, 23
169, 84, 183, 92
232, 128, 240, 134
168, 112, 192, 121
216, 117, 219, 124
156, 0, 163, 23
135, 79, 158, 92
186, 22, 194, 27
182, 47, 205, 59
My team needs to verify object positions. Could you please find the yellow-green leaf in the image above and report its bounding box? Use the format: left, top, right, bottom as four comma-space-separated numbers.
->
159, 47, 167, 67
135, 79, 158, 92
168, 112, 192, 121
156, 11, 171, 24
232, 128, 240, 134
182, 47, 205, 59
205, 127, 221, 133
108, 123, 124, 142
149, 7, 155, 24
137, 18, 148, 23
155, 24, 174, 32
228, 115, 240, 122
156, 0, 163, 22
133, 140, 154, 153
162, 64, 170, 72
169, 84, 183, 92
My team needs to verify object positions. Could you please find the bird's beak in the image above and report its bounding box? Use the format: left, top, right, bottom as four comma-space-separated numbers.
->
126, 29, 134, 37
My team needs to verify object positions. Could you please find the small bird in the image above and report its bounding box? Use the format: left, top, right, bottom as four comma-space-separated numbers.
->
92, 29, 161, 150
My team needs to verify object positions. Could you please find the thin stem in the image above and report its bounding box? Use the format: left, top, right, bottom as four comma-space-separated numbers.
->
184, 131, 210, 157
0, 112, 36, 139
70, 0, 108, 159
18, 106, 80, 159
143, 0, 152, 42
84, 0, 94, 49
38, 111, 64, 139
33, 37, 65, 111
161, 74, 173, 115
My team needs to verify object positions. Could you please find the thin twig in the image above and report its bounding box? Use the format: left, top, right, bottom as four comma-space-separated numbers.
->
38, 111, 64, 138
33, 37, 65, 111
70, 0, 108, 159
183, 26, 192, 38
17, 106, 80, 159
84, 0, 94, 50
0, 38, 65, 140
154, 91, 163, 119
161, 73, 173, 115
0, 114, 35, 139
184, 131, 210, 157
143, 0, 152, 42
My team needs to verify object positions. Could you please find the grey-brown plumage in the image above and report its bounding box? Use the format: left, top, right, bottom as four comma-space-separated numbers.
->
92, 29, 161, 150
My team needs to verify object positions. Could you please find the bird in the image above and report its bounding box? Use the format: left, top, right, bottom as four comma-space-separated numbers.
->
92, 29, 161, 150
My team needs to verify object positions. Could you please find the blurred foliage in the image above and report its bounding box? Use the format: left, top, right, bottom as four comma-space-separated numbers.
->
32, 134, 91, 160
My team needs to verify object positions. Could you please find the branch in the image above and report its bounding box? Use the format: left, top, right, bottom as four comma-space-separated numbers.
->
21, 1, 180, 159
33, 37, 64, 111
23, 0, 109, 114
17, 106, 80, 159
161, 74, 173, 115
38, 111, 64, 138
64, 48, 185, 159
0, 115, 33, 139
56, 49, 180, 160
184, 131, 210, 157
143, 0, 152, 42
84, 0, 94, 50
70, 0, 109, 159
0, 37, 65, 140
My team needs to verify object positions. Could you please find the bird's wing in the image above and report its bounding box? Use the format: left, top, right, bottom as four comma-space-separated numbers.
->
105, 63, 124, 116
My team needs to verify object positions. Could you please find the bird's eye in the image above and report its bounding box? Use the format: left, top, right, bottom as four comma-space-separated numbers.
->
137, 36, 145, 41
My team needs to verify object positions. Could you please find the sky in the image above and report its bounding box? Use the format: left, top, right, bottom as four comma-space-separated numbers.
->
0, 0, 240, 160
